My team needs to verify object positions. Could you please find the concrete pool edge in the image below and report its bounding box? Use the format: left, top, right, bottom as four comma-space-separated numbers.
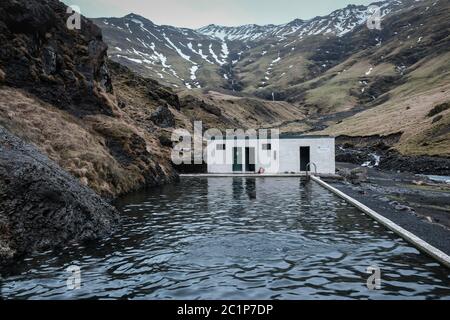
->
180, 173, 339, 178
311, 175, 450, 269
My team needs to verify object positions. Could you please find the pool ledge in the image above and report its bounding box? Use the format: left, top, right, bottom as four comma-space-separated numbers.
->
311, 175, 450, 269
180, 173, 340, 179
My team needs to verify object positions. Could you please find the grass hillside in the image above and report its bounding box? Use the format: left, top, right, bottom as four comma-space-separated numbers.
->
0, 0, 178, 198
110, 60, 307, 133
0, 86, 176, 197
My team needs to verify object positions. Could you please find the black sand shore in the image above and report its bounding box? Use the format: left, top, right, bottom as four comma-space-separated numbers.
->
330, 163, 450, 257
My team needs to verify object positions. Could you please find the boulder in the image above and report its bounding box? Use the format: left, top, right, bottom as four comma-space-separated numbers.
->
42, 45, 57, 75
158, 133, 173, 147
335, 149, 372, 165
150, 105, 175, 128
150, 86, 181, 111
0, 126, 119, 266
338, 167, 369, 185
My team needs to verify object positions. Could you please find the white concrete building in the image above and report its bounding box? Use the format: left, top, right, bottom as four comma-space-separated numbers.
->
206, 135, 335, 174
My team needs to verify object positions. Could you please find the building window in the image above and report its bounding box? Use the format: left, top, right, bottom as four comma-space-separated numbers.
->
262, 143, 272, 150
216, 144, 226, 151
274, 150, 277, 160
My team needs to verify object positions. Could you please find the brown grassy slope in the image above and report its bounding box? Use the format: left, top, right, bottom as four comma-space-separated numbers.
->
287, 0, 450, 157
0, 86, 176, 197
178, 90, 306, 131
110, 60, 307, 134
0, 0, 178, 198
318, 52, 450, 157
0, 47, 307, 199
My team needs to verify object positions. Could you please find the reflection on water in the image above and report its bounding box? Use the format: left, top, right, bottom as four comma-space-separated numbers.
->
1, 178, 449, 300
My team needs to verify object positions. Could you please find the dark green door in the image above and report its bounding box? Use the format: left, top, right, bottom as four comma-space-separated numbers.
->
233, 147, 243, 172
245, 147, 256, 172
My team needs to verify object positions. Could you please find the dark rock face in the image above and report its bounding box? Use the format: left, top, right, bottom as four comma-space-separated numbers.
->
42, 46, 57, 75
0, 0, 114, 117
158, 133, 173, 147
336, 134, 450, 176
0, 127, 119, 266
379, 153, 450, 176
427, 102, 450, 118
150, 105, 175, 128
335, 149, 372, 165
149, 87, 181, 111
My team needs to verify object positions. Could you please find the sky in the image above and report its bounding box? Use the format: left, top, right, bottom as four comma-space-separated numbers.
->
61, 0, 377, 28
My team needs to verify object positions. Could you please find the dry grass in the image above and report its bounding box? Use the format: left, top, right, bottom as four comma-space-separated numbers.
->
319, 83, 450, 157
179, 90, 306, 130
305, 81, 358, 113
307, 47, 450, 157
0, 86, 174, 197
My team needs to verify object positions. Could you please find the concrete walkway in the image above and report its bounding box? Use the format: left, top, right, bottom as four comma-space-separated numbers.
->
180, 173, 340, 178
312, 176, 450, 269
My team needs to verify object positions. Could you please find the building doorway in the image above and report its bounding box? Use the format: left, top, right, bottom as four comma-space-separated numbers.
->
299, 146, 310, 171
245, 147, 256, 172
233, 147, 243, 172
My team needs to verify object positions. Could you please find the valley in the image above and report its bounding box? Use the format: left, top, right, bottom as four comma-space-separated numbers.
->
94, 0, 450, 159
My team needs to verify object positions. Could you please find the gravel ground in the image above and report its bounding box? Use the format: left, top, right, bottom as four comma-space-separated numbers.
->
329, 162, 450, 256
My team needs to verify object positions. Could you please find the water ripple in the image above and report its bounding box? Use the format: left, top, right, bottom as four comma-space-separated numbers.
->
1, 178, 449, 300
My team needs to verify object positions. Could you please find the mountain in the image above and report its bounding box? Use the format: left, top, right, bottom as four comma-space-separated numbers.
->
94, 0, 411, 91
197, 3, 380, 41
93, 13, 228, 90
94, 0, 450, 159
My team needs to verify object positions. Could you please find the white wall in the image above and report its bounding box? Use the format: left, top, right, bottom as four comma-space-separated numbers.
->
207, 137, 335, 174
278, 138, 335, 174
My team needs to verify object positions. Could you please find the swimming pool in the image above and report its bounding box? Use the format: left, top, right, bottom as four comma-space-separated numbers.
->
1, 178, 449, 299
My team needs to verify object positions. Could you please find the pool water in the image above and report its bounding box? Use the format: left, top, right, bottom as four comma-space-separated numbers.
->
1, 178, 449, 299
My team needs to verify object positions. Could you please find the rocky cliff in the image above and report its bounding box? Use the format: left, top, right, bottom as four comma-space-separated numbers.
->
0, 0, 179, 265
0, 126, 119, 266
0, 0, 115, 117
0, 0, 178, 198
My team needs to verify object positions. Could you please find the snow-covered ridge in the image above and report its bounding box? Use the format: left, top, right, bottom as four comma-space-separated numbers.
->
96, 13, 232, 89
94, 0, 425, 90
197, 0, 406, 41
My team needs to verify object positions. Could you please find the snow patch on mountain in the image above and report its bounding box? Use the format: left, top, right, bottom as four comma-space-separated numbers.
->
187, 42, 214, 64
196, 1, 404, 41
163, 33, 193, 63
117, 55, 142, 64
188, 65, 201, 89
365, 67, 374, 76
209, 44, 225, 65
190, 65, 198, 80
221, 41, 229, 58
